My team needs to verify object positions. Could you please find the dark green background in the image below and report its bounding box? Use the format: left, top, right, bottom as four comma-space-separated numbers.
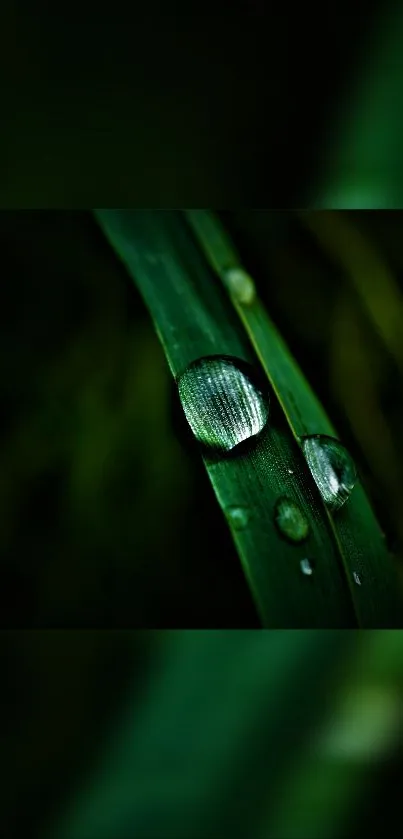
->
1, 0, 393, 206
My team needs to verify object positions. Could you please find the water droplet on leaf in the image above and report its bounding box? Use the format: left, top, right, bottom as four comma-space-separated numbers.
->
302, 435, 357, 511
226, 505, 251, 530
274, 496, 310, 543
300, 558, 314, 576
353, 571, 362, 586
223, 267, 256, 304
177, 356, 270, 452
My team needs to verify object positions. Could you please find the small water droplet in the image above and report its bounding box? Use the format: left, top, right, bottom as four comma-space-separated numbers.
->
301, 435, 357, 511
274, 496, 310, 543
300, 558, 314, 576
288, 468, 294, 475
226, 505, 251, 530
177, 356, 270, 452
223, 267, 256, 305
353, 571, 362, 586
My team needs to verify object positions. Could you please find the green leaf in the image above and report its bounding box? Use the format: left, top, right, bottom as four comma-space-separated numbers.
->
94, 209, 403, 627
184, 210, 403, 628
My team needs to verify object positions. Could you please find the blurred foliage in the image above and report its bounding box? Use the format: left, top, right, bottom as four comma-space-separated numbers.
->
310, 6, 403, 208
2, 629, 403, 839
2, 211, 403, 626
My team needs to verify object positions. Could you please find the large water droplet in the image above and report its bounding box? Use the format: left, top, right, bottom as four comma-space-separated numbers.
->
300, 558, 314, 576
302, 435, 357, 511
177, 356, 270, 452
223, 267, 256, 305
274, 496, 310, 543
226, 505, 251, 530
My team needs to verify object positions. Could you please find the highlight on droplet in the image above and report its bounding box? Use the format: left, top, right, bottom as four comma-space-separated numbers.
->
177, 355, 270, 453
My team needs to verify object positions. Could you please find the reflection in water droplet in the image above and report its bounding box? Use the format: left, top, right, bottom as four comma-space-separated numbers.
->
353, 571, 362, 586
300, 558, 314, 576
301, 435, 357, 511
226, 505, 251, 530
177, 356, 270, 452
274, 497, 310, 543
223, 267, 256, 304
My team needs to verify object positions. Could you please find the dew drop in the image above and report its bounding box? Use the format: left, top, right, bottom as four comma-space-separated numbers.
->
223, 267, 256, 304
274, 496, 310, 543
177, 356, 270, 452
226, 505, 251, 530
300, 558, 314, 576
353, 571, 362, 586
301, 435, 357, 511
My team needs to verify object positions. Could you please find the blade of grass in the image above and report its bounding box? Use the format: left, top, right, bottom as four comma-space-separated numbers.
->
185, 210, 336, 438
184, 210, 403, 627
95, 209, 356, 628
